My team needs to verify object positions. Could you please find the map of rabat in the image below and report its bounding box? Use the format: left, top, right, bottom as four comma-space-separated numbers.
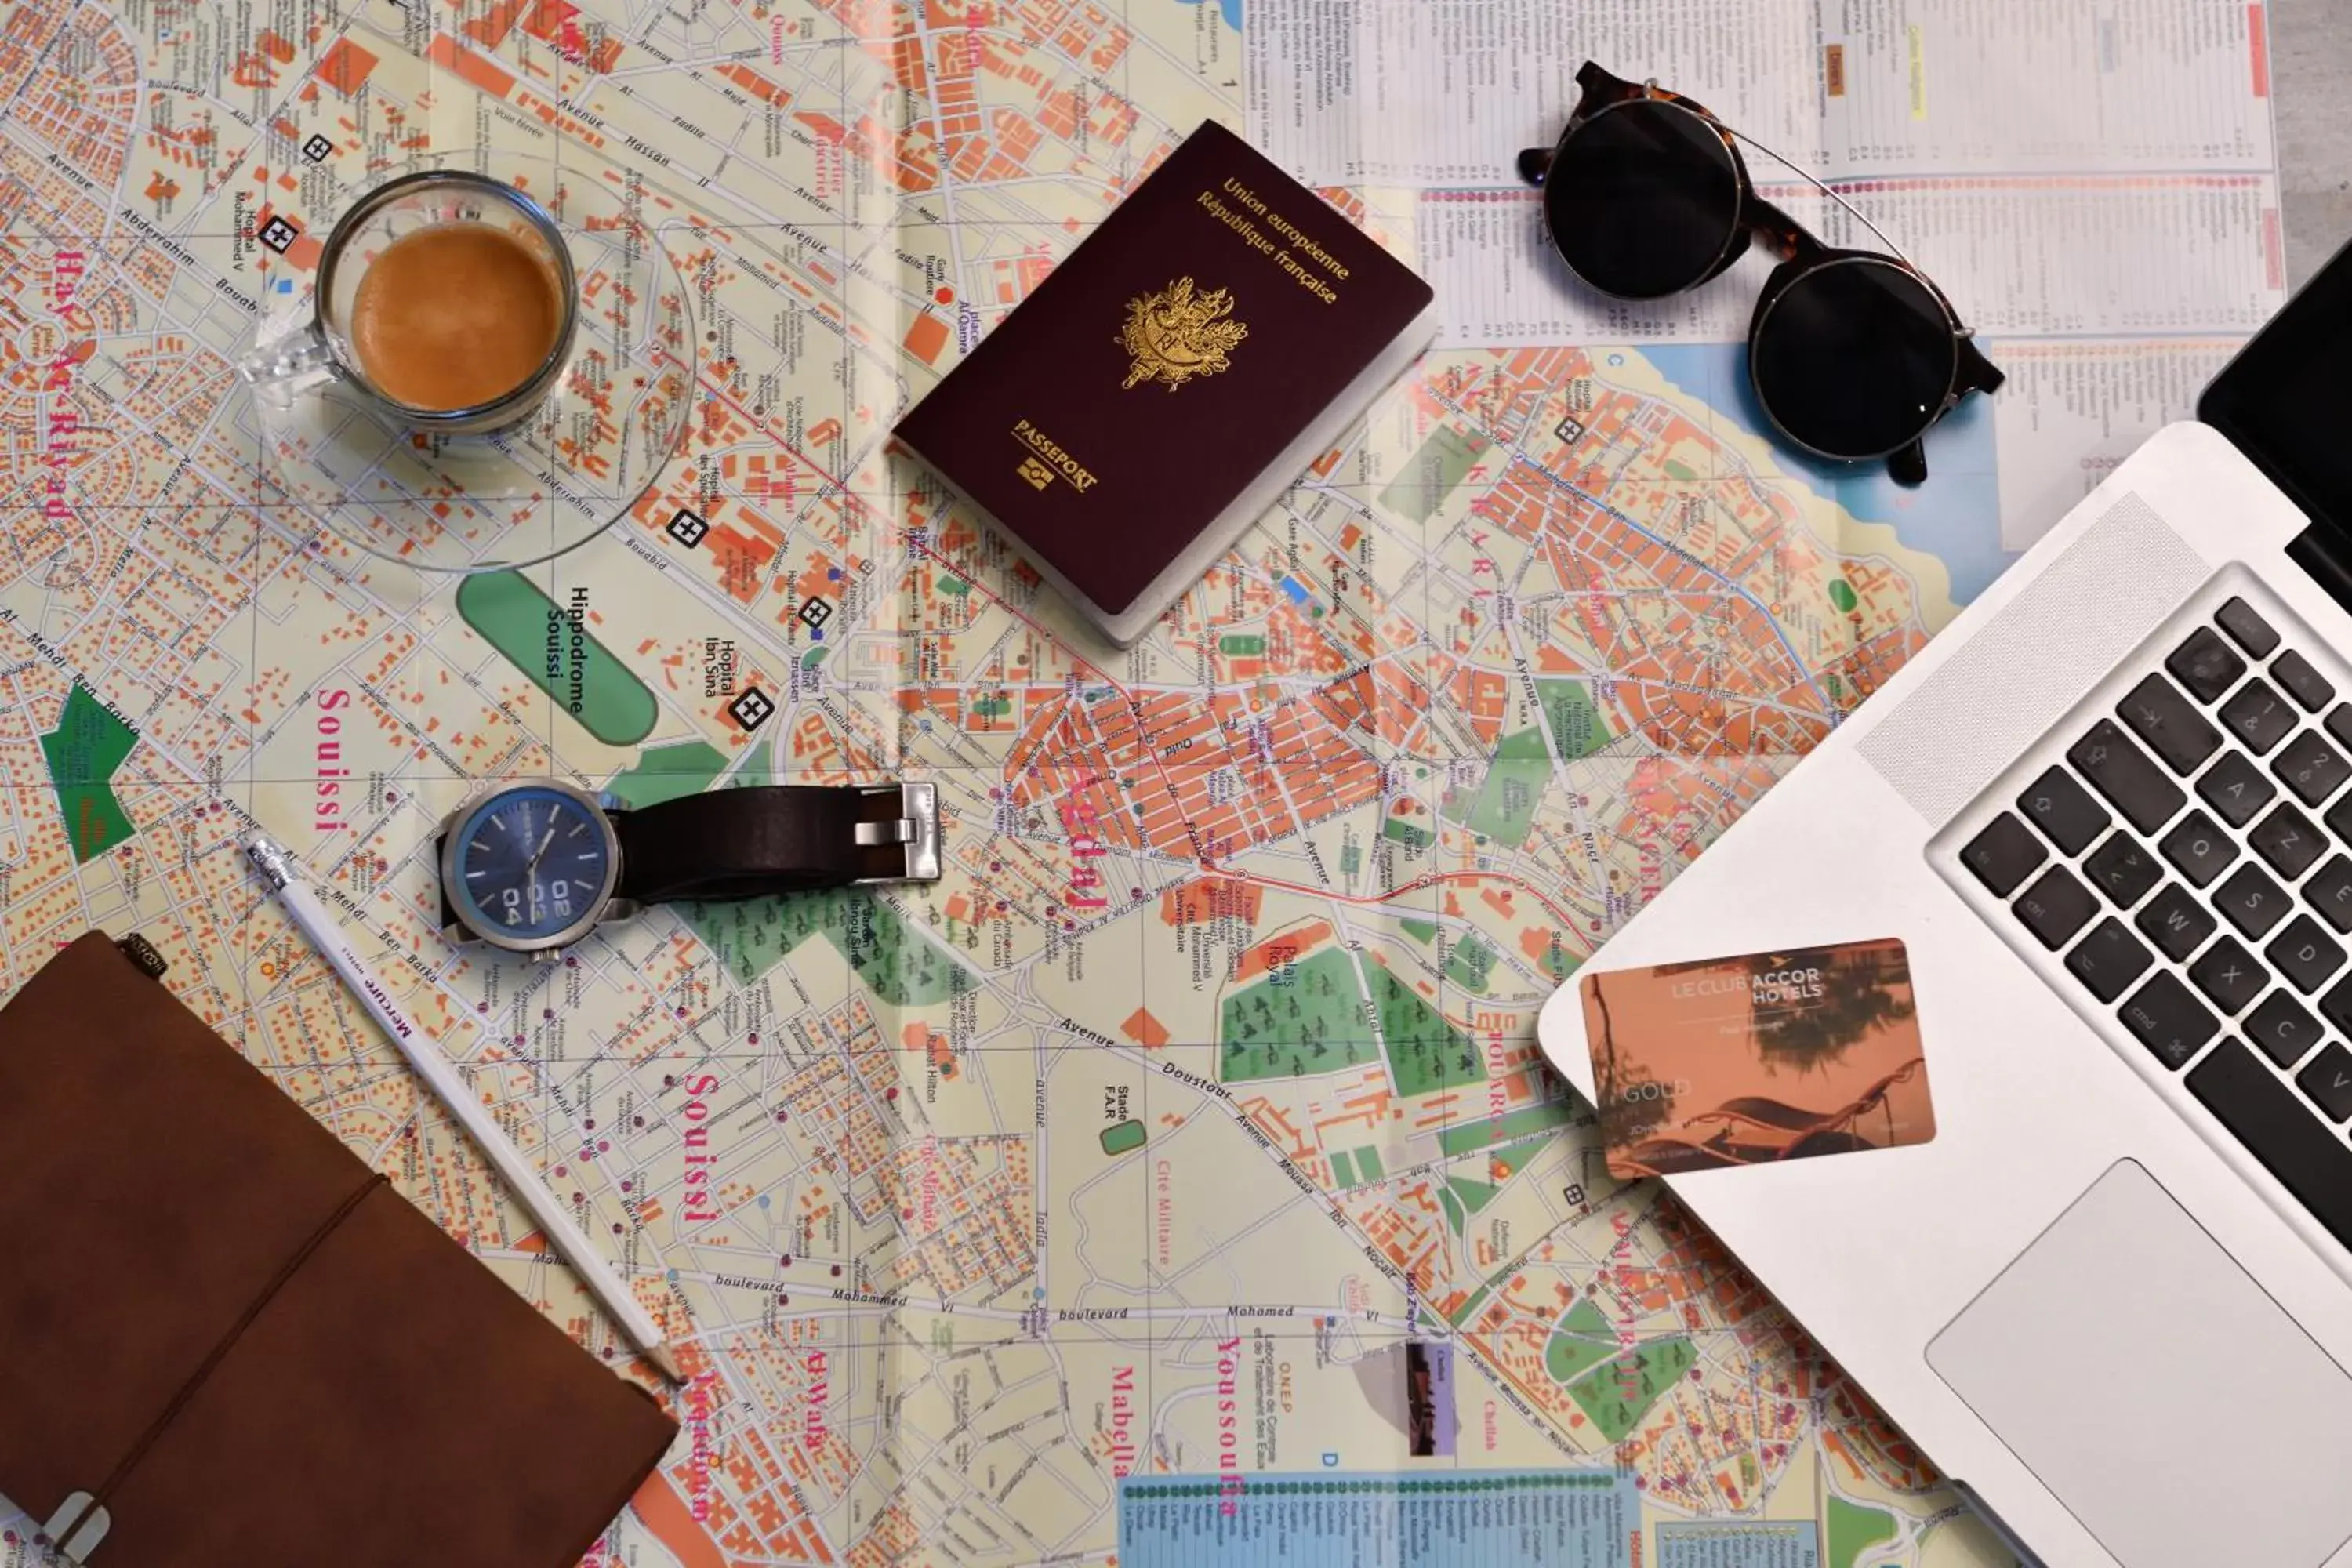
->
0, 0, 2020, 1563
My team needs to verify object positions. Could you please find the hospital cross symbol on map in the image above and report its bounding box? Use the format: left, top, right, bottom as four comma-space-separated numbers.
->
797, 597, 832, 631
727, 688, 774, 731
666, 508, 708, 548
259, 216, 298, 253
302, 134, 332, 162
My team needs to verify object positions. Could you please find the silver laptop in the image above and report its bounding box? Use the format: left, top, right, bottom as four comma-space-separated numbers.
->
1537, 244, 2352, 1568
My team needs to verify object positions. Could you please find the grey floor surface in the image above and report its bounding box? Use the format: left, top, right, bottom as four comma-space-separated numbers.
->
2271, 0, 2347, 286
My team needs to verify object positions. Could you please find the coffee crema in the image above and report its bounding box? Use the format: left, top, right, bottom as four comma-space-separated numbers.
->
349, 223, 564, 412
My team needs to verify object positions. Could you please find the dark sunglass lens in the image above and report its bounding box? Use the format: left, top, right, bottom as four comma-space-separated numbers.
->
1749, 260, 1958, 459
1542, 101, 1742, 299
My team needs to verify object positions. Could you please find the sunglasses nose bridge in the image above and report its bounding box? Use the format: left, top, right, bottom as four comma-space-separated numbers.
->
1516, 145, 1555, 187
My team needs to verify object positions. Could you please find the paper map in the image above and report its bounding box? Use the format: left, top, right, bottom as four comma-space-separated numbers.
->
0, 0, 2280, 1563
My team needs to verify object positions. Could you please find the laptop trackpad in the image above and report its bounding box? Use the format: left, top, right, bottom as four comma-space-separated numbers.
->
1929, 1160, 2352, 1566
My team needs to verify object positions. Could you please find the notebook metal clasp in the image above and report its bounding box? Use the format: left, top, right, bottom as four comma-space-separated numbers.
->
42, 1492, 114, 1562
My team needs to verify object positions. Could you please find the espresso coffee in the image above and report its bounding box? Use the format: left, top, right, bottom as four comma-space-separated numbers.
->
350, 223, 564, 412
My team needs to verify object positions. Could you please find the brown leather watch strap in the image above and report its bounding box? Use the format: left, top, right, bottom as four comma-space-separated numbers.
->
612, 786, 920, 903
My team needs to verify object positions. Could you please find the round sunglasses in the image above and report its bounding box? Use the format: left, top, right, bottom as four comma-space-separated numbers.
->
1518, 63, 2003, 485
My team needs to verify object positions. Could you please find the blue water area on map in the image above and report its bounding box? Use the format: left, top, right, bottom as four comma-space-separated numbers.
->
1277, 574, 1311, 605
1174, 0, 1243, 30
1640, 342, 2010, 606
1119, 1469, 1638, 1566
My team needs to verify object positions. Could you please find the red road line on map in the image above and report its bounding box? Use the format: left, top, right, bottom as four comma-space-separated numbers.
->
1209, 864, 1584, 932
900, 528, 1590, 941
697, 370, 1594, 946
894, 531, 1214, 854
692, 361, 1226, 866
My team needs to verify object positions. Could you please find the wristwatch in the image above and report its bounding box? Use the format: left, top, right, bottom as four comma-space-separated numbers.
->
436, 780, 941, 956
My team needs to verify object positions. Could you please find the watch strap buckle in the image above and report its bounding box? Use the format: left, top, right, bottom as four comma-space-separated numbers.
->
854, 782, 941, 883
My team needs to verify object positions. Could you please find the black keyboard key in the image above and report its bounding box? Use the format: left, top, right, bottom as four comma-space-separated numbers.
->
2267, 916, 2348, 994
2273, 649, 2336, 712
2325, 790, 2352, 857
2325, 703, 2352, 751
2016, 768, 2109, 856
2084, 834, 2161, 909
2321, 971, 2352, 1036
2068, 722, 2186, 833
2297, 1044, 2352, 1123
2187, 1038, 2352, 1253
2188, 935, 2269, 1015
1962, 813, 2048, 898
2220, 679, 2297, 755
2158, 811, 2238, 888
2303, 857, 2352, 935
2015, 866, 2098, 949
2245, 990, 2324, 1069
2216, 596, 2280, 657
2249, 803, 2325, 881
2168, 626, 2248, 704
2067, 918, 2154, 1003
2216, 863, 2292, 938
2118, 972, 2220, 1070
2196, 750, 2277, 827
2136, 884, 2218, 961
2272, 729, 2352, 807
2116, 673, 2221, 775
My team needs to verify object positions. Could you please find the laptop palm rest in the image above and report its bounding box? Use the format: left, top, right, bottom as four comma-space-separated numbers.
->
1929, 1160, 2352, 1566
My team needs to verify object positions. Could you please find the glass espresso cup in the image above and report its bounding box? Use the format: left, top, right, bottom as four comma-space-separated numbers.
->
238, 171, 579, 436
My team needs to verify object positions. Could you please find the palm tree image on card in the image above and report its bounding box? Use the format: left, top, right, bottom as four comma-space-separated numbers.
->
1580, 938, 1934, 1178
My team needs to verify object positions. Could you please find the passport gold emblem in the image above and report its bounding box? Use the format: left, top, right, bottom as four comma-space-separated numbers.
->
1016, 456, 1055, 490
1117, 276, 1248, 391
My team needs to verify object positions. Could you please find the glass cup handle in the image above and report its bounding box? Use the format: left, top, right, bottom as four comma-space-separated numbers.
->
236, 324, 341, 408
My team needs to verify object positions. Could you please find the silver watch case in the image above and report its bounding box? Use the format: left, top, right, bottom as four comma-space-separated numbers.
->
437, 780, 637, 960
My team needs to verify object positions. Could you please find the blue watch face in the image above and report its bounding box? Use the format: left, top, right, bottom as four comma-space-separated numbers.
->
449, 786, 614, 943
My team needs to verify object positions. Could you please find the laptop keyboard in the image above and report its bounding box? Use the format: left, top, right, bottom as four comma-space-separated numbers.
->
1958, 593, 2352, 1254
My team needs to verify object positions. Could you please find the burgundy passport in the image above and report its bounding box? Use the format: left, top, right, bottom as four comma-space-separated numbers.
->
894, 119, 1436, 644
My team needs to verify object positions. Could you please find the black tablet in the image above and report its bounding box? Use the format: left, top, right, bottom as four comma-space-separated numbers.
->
2201, 235, 2352, 532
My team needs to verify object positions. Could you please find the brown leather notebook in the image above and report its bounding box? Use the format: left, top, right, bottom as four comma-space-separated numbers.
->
0, 932, 677, 1565
893, 118, 1436, 645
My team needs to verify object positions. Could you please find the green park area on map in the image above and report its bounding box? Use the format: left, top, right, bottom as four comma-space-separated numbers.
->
1828, 1494, 1900, 1568
40, 686, 137, 863
1220, 949, 1479, 1095
609, 740, 731, 806
687, 890, 975, 1006
1541, 1299, 1698, 1443
1379, 425, 1491, 524
1443, 683, 1611, 849
456, 572, 657, 746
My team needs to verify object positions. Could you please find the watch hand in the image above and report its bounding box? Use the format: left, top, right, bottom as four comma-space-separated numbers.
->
524, 822, 558, 878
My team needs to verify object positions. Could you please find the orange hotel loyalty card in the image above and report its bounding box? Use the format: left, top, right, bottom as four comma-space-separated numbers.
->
1578, 938, 1935, 1179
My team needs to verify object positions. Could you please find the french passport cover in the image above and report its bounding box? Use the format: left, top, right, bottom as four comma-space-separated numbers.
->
893, 118, 1435, 620
0, 931, 677, 1566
